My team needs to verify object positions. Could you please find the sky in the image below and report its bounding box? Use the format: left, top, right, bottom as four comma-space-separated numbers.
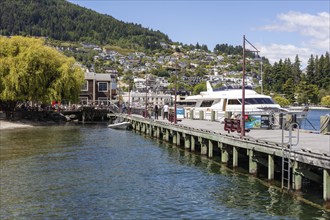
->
68, 0, 329, 68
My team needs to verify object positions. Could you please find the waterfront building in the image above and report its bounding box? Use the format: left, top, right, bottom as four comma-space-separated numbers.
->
79, 72, 117, 105
121, 91, 173, 109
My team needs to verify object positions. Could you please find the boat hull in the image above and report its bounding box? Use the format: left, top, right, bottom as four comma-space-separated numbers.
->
108, 122, 131, 130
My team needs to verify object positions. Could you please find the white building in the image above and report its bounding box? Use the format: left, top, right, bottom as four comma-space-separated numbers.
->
121, 91, 172, 109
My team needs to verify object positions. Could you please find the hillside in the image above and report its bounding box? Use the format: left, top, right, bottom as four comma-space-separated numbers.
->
0, 0, 171, 50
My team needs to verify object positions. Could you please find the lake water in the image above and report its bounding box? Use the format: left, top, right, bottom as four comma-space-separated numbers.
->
1, 124, 329, 219
300, 108, 330, 131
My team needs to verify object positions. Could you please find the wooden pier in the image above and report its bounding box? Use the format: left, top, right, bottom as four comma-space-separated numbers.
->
122, 114, 330, 206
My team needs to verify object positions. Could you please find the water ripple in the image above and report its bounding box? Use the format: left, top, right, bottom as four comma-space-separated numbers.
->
0, 125, 328, 219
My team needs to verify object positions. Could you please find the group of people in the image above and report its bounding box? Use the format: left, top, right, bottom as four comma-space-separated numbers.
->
153, 103, 169, 120
120, 102, 170, 120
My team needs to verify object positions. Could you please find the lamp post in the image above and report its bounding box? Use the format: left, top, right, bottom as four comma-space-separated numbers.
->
242, 35, 246, 137
242, 35, 259, 137
261, 59, 263, 94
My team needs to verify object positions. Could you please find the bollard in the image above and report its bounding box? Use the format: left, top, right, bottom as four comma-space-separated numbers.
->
211, 111, 215, 121
199, 110, 204, 120
279, 113, 284, 129
190, 109, 193, 119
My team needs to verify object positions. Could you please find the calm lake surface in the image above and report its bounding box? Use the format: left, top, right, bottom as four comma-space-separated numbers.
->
0, 123, 329, 219
301, 108, 330, 131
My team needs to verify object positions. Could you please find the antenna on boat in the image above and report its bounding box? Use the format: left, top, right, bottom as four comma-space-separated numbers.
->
206, 81, 213, 92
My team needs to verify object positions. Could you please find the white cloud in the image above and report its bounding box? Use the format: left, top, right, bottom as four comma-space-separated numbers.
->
261, 11, 329, 42
257, 43, 312, 68
258, 11, 329, 67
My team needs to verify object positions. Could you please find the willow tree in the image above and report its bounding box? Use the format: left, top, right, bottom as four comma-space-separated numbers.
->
0, 36, 84, 108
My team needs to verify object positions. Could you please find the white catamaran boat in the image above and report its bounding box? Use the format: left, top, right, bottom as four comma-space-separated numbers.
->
178, 82, 309, 125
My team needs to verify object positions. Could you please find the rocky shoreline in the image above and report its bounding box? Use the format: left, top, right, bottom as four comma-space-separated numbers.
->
0, 110, 72, 130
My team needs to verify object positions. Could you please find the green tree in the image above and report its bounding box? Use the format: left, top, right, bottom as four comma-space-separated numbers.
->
282, 78, 295, 103
319, 89, 330, 101
122, 70, 134, 90
317, 53, 330, 90
192, 82, 206, 95
320, 95, 330, 107
273, 95, 290, 107
194, 66, 205, 77
0, 36, 84, 106
306, 54, 315, 84
295, 80, 319, 104
292, 55, 302, 84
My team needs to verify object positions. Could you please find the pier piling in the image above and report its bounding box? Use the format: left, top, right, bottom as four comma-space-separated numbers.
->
127, 115, 330, 205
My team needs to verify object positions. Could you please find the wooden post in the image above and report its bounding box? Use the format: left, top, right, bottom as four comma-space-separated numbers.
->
248, 149, 257, 175
176, 132, 181, 146
324, 169, 330, 202
199, 137, 207, 155
165, 129, 170, 142
293, 161, 302, 190
220, 143, 229, 165
172, 132, 177, 145
82, 111, 85, 123
208, 140, 213, 158
268, 155, 274, 180
191, 136, 195, 152
184, 135, 190, 149
156, 127, 160, 138
233, 146, 238, 167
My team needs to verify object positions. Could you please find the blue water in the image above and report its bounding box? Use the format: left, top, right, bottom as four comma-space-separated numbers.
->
300, 109, 330, 131
0, 125, 329, 219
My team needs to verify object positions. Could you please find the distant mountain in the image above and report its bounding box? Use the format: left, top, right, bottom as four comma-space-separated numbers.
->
0, 0, 171, 50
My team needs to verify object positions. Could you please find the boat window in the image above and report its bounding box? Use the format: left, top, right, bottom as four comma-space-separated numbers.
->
200, 100, 214, 107
239, 98, 275, 105
176, 100, 196, 107
228, 99, 241, 105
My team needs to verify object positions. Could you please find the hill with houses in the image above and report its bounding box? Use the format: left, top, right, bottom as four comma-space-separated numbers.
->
0, 0, 267, 93
1, 0, 328, 106
56, 40, 264, 94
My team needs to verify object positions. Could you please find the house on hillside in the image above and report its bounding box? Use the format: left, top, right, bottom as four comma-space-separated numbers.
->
79, 72, 117, 105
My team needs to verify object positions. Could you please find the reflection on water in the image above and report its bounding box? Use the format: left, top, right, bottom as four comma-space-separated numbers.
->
0, 125, 328, 219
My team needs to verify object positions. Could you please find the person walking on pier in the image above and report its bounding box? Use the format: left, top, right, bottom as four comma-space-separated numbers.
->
163, 103, 169, 120
154, 105, 159, 119
121, 102, 126, 114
